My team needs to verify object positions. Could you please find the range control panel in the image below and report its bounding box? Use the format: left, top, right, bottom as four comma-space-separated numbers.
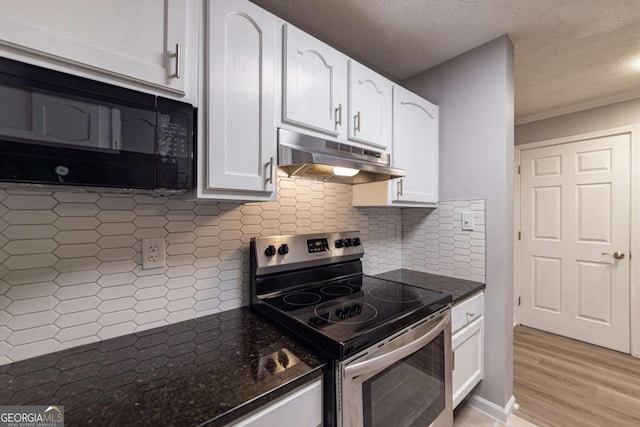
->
252, 231, 364, 274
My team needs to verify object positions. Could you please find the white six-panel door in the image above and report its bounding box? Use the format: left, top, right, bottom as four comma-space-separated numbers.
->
520, 133, 631, 352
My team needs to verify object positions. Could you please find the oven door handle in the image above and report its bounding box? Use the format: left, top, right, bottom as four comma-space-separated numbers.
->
344, 311, 450, 379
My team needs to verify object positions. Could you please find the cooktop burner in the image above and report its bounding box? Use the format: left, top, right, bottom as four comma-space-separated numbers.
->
314, 301, 378, 325
282, 292, 322, 306
320, 285, 354, 296
368, 285, 423, 302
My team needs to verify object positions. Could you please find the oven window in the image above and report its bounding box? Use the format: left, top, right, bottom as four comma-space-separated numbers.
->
362, 331, 445, 427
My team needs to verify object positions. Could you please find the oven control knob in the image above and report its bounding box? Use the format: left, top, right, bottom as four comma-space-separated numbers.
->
336, 309, 345, 320
264, 245, 277, 257
278, 244, 289, 255
344, 238, 352, 247
334, 239, 344, 248
352, 237, 361, 247
353, 304, 362, 314
344, 306, 353, 316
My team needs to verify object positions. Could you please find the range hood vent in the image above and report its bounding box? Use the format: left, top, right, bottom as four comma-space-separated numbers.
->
277, 129, 405, 185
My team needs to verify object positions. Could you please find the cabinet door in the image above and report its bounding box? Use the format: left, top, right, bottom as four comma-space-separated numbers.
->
452, 317, 484, 409
391, 86, 439, 204
0, 0, 187, 95
282, 24, 347, 137
207, 0, 278, 198
348, 60, 392, 149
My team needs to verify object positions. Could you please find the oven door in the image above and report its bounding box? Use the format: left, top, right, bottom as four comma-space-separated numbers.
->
338, 309, 452, 427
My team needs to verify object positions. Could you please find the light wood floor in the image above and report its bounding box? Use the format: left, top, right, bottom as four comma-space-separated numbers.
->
514, 325, 640, 427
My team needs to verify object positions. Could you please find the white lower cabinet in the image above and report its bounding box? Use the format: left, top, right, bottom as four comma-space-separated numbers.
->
451, 292, 485, 408
230, 379, 323, 427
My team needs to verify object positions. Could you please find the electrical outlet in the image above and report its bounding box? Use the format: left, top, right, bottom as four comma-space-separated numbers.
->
142, 238, 165, 269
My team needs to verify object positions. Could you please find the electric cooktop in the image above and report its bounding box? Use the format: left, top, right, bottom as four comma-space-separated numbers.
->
250, 231, 452, 357
261, 275, 448, 344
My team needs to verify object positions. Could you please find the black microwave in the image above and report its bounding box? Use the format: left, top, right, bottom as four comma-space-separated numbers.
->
0, 57, 195, 192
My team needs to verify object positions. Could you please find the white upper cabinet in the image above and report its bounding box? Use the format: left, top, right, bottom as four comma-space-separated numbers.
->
282, 24, 347, 137
348, 60, 392, 149
353, 85, 438, 207
203, 0, 278, 201
0, 0, 193, 100
391, 85, 439, 205
281, 24, 392, 151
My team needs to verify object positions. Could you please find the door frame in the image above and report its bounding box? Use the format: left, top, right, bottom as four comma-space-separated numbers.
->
513, 125, 640, 357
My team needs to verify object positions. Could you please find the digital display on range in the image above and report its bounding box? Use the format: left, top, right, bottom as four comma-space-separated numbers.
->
307, 238, 329, 253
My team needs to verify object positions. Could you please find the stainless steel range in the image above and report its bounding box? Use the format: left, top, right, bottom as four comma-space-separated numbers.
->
250, 231, 453, 427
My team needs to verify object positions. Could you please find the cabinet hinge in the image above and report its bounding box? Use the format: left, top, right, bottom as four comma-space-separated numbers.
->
517, 165, 521, 175
518, 297, 521, 306
518, 231, 521, 240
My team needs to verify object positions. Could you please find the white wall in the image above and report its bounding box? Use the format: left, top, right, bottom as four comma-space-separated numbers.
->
403, 35, 515, 410
516, 97, 640, 145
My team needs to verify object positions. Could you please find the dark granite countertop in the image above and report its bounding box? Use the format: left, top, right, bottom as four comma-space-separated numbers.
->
0, 308, 325, 427
374, 269, 485, 304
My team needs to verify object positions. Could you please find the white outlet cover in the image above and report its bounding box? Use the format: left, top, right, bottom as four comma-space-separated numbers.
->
142, 238, 165, 269
461, 212, 475, 231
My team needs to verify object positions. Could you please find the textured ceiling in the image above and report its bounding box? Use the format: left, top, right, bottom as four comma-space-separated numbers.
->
251, 0, 640, 123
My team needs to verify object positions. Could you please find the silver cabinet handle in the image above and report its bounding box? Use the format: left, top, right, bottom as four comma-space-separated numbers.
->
335, 104, 342, 127
397, 179, 403, 197
452, 350, 455, 371
266, 157, 274, 184
602, 251, 625, 260
354, 111, 361, 132
173, 43, 181, 79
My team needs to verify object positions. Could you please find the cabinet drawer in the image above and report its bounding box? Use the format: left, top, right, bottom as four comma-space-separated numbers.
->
452, 292, 484, 334
231, 379, 323, 427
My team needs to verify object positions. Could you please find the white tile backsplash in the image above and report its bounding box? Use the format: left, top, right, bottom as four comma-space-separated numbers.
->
402, 200, 486, 282
0, 178, 402, 364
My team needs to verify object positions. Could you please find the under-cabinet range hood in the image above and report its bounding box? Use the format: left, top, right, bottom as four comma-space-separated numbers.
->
277, 129, 405, 185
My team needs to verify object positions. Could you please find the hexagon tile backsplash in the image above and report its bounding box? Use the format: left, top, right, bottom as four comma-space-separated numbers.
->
0, 178, 405, 365
402, 200, 486, 283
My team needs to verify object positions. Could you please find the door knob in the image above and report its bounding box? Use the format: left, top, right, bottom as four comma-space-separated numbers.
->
602, 251, 625, 260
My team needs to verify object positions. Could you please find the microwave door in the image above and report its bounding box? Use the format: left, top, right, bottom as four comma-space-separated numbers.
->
0, 85, 122, 153
30, 92, 122, 152
0, 83, 158, 189
0, 56, 194, 191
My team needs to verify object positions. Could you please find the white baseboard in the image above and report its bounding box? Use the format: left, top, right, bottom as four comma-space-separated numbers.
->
465, 394, 516, 423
